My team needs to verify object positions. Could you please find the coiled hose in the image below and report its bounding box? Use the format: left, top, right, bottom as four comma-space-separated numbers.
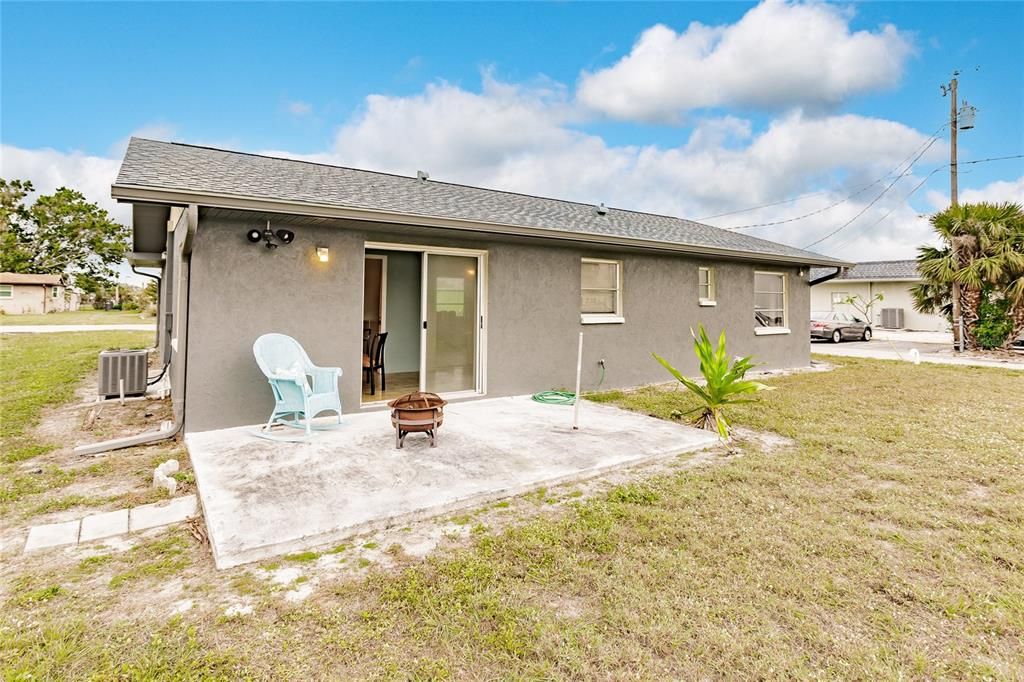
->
531, 364, 605, 405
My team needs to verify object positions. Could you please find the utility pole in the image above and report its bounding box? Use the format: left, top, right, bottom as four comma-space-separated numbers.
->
941, 70, 974, 352
947, 73, 962, 352
949, 75, 958, 207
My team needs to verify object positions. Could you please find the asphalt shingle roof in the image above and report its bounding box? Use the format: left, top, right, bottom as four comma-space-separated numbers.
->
115, 138, 846, 265
0, 272, 64, 285
810, 260, 920, 282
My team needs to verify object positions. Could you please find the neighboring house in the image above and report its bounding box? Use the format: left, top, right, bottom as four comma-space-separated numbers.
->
0, 272, 80, 315
113, 138, 848, 432
809, 260, 948, 332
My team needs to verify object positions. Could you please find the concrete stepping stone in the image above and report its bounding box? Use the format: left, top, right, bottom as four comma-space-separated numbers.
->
22, 494, 201, 556
79, 509, 130, 543
25, 519, 81, 552
129, 494, 198, 532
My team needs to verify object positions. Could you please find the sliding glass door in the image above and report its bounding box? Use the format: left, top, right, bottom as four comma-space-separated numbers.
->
423, 253, 479, 394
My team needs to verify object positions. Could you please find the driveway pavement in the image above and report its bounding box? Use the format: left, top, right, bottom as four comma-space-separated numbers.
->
812, 330, 1024, 371
0, 324, 156, 333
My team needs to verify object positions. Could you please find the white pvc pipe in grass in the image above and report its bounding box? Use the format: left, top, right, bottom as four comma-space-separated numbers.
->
573, 332, 583, 430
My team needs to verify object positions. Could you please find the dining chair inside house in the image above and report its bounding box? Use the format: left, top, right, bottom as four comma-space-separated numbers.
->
362, 331, 389, 396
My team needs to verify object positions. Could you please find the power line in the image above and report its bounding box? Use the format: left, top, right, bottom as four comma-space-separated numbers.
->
804, 153, 1024, 250
829, 169, 943, 251
697, 188, 835, 221
802, 137, 941, 248
959, 154, 1024, 166
709, 123, 947, 228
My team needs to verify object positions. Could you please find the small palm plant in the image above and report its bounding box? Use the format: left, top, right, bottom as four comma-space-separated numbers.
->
652, 325, 773, 440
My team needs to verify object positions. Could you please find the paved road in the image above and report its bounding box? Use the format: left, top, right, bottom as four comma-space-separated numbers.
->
813, 337, 1024, 371
0, 324, 156, 334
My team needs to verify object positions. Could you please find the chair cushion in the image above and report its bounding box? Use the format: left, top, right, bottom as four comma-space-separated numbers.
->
272, 362, 312, 395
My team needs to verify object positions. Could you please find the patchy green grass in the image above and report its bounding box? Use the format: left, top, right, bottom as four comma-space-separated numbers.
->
108, 530, 193, 589
2, 357, 1023, 678
0, 331, 151, 460
0, 619, 239, 680
0, 331, 152, 509
284, 551, 321, 563
0, 309, 154, 326
8, 580, 63, 608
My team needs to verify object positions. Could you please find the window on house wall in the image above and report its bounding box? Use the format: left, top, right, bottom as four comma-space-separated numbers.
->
52, 286, 61, 298
0, 285, 12, 299
830, 291, 848, 310
581, 258, 624, 323
698, 266, 715, 304
754, 271, 788, 333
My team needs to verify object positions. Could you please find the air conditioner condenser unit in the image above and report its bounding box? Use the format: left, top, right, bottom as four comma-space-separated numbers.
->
98, 349, 149, 399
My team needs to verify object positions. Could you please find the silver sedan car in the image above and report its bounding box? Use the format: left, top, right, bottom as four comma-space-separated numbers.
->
810, 311, 872, 343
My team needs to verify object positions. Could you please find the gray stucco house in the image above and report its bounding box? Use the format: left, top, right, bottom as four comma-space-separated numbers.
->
115, 138, 847, 433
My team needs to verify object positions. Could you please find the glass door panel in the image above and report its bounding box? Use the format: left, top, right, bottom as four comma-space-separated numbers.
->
424, 254, 478, 393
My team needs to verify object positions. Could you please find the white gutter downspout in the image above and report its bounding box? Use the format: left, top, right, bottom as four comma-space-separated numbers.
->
74, 205, 198, 457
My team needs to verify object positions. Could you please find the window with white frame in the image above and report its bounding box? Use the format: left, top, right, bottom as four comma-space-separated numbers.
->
0, 285, 12, 299
698, 266, 715, 304
52, 286, 61, 298
830, 291, 848, 310
754, 271, 788, 331
581, 258, 623, 323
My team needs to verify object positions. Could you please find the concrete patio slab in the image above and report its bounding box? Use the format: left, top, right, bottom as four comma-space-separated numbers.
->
24, 519, 81, 552
128, 494, 198, 532
79, 508, 129, 542
186, 395, 718, 569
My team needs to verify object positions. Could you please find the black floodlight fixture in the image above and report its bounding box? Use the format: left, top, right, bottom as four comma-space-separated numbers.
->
246, 221, 294, 249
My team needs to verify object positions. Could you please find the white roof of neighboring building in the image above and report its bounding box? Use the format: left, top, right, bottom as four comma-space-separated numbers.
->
0, 273, 64, 285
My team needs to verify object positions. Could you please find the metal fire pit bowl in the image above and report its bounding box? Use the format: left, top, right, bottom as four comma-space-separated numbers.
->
387, 392, 448, 449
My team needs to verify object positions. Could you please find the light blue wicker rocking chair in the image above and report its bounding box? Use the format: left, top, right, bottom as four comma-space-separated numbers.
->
253, 333, 343, 439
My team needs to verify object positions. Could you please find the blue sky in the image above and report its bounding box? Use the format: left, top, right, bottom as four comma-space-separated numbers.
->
2, 1, 1022, 263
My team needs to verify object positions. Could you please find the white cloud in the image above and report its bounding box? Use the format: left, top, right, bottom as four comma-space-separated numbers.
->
286, 100, 313, 116
316, 73, 959, 263
326, 77, 937, 238
577, 0, 914, 121
332, 72, 577, 178
0, 144, 126, 222
925, 176, 1024, 209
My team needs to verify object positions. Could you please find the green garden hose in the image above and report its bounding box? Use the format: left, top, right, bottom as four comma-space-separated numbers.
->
531, 364, 605, 405
531, 390, 577, 405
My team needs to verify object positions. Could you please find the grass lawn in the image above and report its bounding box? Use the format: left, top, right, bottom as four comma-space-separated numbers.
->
0, 309, 154, 326
0, 331, 154, 493
1, 353, 1022, 679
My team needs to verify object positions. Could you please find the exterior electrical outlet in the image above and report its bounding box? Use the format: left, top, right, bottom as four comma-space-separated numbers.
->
98, 350, 149, 398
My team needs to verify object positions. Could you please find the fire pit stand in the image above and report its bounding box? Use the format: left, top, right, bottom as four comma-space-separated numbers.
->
387, 392, 448, 449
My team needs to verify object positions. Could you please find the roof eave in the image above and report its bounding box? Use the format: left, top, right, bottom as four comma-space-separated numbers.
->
111, 183, 852, 268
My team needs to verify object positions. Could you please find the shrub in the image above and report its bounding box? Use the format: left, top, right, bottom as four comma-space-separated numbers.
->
975, 296, 1013, 349
652, 325, 773, 440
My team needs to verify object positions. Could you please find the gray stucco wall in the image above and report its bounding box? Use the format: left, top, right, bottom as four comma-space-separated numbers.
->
184, 211, 809, 432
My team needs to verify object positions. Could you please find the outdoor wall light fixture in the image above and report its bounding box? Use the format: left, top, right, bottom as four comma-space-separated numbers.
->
246, 221, 295, 249
316, 247, 329, 263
